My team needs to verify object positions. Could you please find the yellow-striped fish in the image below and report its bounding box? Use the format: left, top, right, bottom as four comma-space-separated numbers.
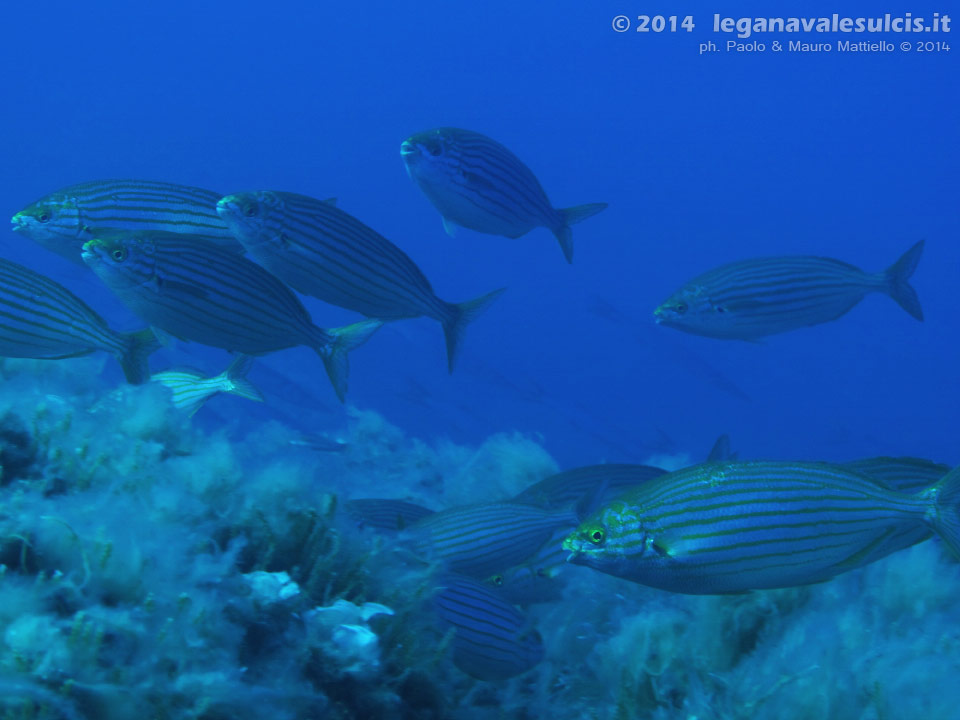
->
401, 127, 607, 263
564, 460, 960, 594
654, 241, 924, 340
12, 179, 242, 264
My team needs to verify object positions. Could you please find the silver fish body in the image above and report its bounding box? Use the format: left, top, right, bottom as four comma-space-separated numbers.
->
564, 460, 960, 594
401, 127, 607, 263
11, 179, 242, 264
654, 241, 924, 340
81, 230, 380, 401
0, 257, 157, 383
216, 190, 503, 371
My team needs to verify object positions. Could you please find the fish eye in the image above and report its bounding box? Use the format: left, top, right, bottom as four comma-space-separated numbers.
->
243, 203, 258, 218
675, 302, 688, 315
589, 528, 605, 545
427, 143, 443, 157
37, 212, 51, 223
111, 248, 126, 262
716, 305, 726, 313
489, 574, 504, 586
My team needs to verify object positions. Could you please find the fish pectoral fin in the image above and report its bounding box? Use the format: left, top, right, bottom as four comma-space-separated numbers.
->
650, 530, 686, 558
442, 217, 458, 237
829, 528, 896, 573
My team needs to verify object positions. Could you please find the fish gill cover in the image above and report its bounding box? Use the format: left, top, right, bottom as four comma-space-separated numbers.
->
0, 2, 956, 719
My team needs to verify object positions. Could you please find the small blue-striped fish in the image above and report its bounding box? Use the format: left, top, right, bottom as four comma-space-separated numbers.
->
401, 127, 607, 263
11, 179, 242, 264
80, 230, 381, 401
512, 463, 668, 510
654, 241, 924, 340
0, 257, 158, 383
407, 502, 578, 579
151, 354, 264, 418
564, 460, 960, 594
344, 499, 436, 531
216, 190, 504, 372
433, 574, 544, 681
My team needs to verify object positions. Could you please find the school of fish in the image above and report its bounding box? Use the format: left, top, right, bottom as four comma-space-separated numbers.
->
6, 126, 948, 682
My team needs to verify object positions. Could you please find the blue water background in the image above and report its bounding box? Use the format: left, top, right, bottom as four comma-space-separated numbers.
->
1, 0, 956, 469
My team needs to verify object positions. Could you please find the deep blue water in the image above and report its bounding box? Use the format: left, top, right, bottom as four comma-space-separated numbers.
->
0, 2, 957, 717
3, 1, 955, 467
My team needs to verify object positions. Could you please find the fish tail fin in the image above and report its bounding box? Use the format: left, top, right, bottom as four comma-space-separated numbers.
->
222, 354, 265, 404
116, 329, 161, 385
553, 203, 608, 264
883, 239, 924, 321
315, 320, 383, 402
923, 465, 960, 558
441, 288, 506, 373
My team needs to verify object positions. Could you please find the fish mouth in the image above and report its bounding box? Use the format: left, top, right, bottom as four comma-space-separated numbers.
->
562, 535, 583, 560
10, 213, 26, 232
80, 239, 102, 262
216, 197, 239, 218
399, 140, 418, 157
653, 307, 665, 324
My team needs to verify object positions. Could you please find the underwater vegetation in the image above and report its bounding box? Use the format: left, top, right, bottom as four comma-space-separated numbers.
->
0, 356, 957, 719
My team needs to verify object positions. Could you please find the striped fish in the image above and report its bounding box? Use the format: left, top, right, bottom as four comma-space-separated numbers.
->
344, 498, 436, 531
433, 574, 544, 681
80, 230, 381, 401
0, 257, 158, 383
843, 456, 950, 496
512, 463, 668, 509
512, 437, 735, 512
407, 502, 578, 578
216, 190, 504, 372
151, 354, 264, 418
401, 127, 607, 263
654, 241, 924, 340
11, 179, 242, 264
564, 460, 960, 594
